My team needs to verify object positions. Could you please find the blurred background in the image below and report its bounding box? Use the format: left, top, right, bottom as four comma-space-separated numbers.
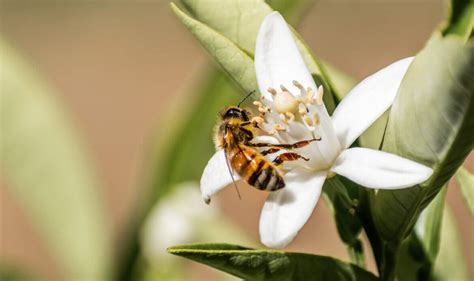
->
1, 0, 472, 280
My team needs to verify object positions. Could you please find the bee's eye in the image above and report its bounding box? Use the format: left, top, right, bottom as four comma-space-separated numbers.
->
223, 108, 242, 119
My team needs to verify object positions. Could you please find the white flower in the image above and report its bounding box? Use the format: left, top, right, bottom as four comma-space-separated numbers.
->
200, 12, 433, 248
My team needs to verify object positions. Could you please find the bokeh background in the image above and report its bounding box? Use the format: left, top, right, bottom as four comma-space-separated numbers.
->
1, 0, 472, 280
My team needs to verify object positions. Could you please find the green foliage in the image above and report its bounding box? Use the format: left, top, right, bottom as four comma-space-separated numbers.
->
441, 0, 474, 40
168, 244, 379, 281
175, 0, 339, 110
171, 3, 257, 93
455, 166, 474, 215
417, 187, 446, 261
0, 40, 111, 280
394, 187, 447, 281
373, 36, 474, 244
432, 206, 469, 280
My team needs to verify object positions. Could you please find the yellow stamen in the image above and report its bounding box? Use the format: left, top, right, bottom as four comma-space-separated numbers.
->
285, 112, 295, 122
315, 85, 324, 105
314, 113, 320, 125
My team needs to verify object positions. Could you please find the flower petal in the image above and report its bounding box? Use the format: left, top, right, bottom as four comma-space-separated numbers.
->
259, 169, 326, 248
331, 147, 433, 189
200, 149, 238, 204
331, 57, 414, 148
255, 12, 316, 100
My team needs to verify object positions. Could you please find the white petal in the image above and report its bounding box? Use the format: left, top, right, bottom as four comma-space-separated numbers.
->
306, 104, 342, 170
200, 149, 238, 204
255, 12, 316, 100
252, 135, 280, 145
331, 147, 433, 189
331, 57, 414, 148
259, 169, 327, 248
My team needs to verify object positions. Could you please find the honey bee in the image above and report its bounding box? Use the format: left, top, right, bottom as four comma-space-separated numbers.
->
214, 102, 320, 194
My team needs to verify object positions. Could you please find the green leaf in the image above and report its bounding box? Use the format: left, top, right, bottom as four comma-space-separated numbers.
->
373, 36, 474, 243
323, 176, 365, 267
416, 186, 447, 261
180, 0, 272, 54
0, 40, 111, 280
168, 243, 379, 281
265, 0, 314, 25
177, 0, 339, 111
441, 0, 474, 40
394, 186, 447, 281
171, 3, 257, 94
432, 206, 469, 280
321, 61, 357, 101
455, 166, 474, 215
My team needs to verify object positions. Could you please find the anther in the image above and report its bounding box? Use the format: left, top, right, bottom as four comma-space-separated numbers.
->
304, 115, 314, 127
313, 113, 320, 125
305, 89, 315, 104
285, 112, 295, 122
280, 84, 289, 92
298, 103, 308, 115
253, 101, 263, 107
315, 85, 324, 105
267, 87, 277, 96
292, 80, 304, 90
251, 116, 264, 124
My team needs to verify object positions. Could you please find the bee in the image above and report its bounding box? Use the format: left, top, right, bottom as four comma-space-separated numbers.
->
214, 98, 320, 195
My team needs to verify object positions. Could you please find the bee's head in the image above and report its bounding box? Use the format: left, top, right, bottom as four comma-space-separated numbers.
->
221, 106, 250, 121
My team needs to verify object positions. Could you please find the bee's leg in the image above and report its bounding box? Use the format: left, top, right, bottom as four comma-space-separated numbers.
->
248, 137, 321, 149
260, 147, 280, 156
273, 152, 309, 166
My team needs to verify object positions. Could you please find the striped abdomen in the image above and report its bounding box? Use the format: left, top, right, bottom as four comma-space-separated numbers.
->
227, 145, 285, 191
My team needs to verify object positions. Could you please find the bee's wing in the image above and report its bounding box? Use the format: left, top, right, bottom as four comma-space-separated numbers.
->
224, 147, 242, 200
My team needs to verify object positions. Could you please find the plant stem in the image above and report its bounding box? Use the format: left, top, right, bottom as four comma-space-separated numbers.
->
358, 190, 400, 281
380, 243, 398, 281
358, 190, 383, 271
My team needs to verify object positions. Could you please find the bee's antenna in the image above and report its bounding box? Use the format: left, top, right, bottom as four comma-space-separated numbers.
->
237, 90, 256, 108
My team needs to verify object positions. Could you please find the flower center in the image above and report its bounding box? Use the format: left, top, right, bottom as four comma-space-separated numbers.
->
249, 81, 340, 171
260, 80, 324, 136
